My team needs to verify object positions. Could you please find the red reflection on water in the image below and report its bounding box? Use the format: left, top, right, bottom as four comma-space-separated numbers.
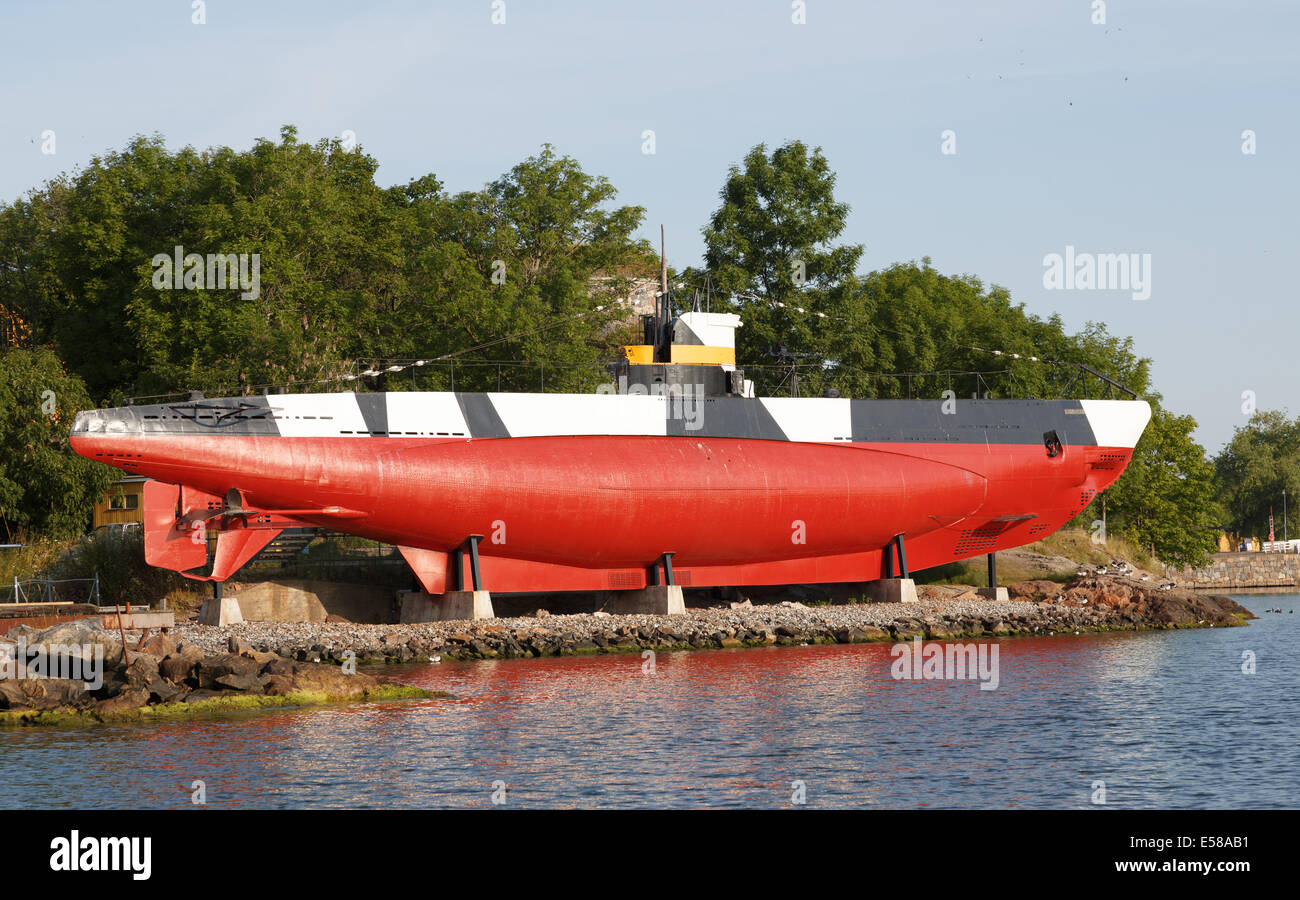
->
12, 630, 1166, 809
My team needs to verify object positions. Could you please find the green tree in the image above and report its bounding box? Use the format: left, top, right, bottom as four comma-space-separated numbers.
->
390, 144, 652, 393
1213, 409, 1300, 539
1, 132, 652, 400
0, 346, 114, 541
1101, 401, 1220, 567
700, 140, 863, 392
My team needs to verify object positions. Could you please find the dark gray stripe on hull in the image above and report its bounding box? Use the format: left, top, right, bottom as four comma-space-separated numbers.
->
667, 397, 788, 440
99, 397, 282, 436
848, 399, 1097, 446
456, 393, 511, 438
355, 393, 389, 436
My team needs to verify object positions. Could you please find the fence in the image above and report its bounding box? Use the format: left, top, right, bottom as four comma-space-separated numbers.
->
1, 575, 101, 605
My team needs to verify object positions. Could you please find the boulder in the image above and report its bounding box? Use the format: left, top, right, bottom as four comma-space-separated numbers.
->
214, 672, 263, 692
196, 653, 260, 689
159, 647, 204, 684
123, 654, 164, 691
181, 689, 223, 704
282, 662, 378, 699
24, 620, 124, 669
120, 652, 184, 704
148, 679, 180, 704
1008, 580, 1064, 601
261, 674, 296, 696
261, 657, 295, 677
92, 686, 150, 715
0, 680, 31, 710
138, 632, 181, 658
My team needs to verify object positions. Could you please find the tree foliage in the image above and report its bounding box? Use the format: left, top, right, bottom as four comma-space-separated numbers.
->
1213, 409, 1300, 539
1100, 401, 1221, 567
0, 346, 115, 541
699, 140, 863, 383
0, 131, 651, 400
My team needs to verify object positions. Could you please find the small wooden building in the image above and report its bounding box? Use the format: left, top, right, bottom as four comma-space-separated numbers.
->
92, 475, 147, 529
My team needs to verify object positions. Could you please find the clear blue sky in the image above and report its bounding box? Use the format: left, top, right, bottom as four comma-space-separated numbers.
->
2, 0, 1296, 453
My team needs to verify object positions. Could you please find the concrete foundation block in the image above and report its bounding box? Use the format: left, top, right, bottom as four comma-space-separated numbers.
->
398, 589, 494, 622
601, 585, 686, 616
198, 596, 245, 627
864, 578, 919, 604
977, 587, 1010, 602
100, 611, 175, 631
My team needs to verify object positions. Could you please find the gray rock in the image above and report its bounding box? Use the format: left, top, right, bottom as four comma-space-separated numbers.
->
24, 620, 124, 669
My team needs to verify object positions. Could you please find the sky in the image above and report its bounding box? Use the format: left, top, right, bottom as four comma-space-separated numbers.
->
1, 0, 1296, 453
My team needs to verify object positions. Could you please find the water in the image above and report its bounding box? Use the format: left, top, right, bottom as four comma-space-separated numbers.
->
2, 594, 1297, 809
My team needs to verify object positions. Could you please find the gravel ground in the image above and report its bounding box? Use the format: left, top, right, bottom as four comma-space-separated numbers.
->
172, 592, 1137, 663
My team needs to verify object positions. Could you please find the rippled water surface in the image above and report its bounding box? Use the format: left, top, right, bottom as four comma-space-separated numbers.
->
3, 594, 1296, 809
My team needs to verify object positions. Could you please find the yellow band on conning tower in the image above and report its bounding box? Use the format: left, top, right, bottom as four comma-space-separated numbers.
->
622, 345, 736, 366
670, 345, 735, 366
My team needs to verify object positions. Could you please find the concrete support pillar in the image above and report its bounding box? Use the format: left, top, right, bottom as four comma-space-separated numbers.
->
601, 585, 685, 616
198, 595, 245, 626
398, 589, 494, 622
864, 578, 919, 604
979, 551, 1007, 600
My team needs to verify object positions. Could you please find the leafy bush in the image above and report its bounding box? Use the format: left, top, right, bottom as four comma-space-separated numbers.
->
45, 529, 189, 605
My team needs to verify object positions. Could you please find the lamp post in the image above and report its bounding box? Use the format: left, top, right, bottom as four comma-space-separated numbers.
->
1284, 489, 1288, 547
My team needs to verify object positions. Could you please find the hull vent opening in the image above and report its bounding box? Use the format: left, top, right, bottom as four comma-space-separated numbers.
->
953, 521, 1015, 556
1092, 452, 1127, 471
608, 572, 641, 589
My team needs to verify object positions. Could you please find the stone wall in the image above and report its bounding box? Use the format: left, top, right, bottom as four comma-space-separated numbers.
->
228, 579, 396, 623
1174, 552, 1300, 589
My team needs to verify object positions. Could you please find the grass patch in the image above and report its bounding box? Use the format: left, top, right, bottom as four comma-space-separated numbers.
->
912, 528, 1162, 588
0, 540, 75, 586
1028, 529, 1159, 571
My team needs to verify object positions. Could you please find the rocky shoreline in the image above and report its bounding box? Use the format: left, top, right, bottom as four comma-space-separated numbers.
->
0, 577, 1253, 724
0, 621, 432, 725
172, 576, 1254, 664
